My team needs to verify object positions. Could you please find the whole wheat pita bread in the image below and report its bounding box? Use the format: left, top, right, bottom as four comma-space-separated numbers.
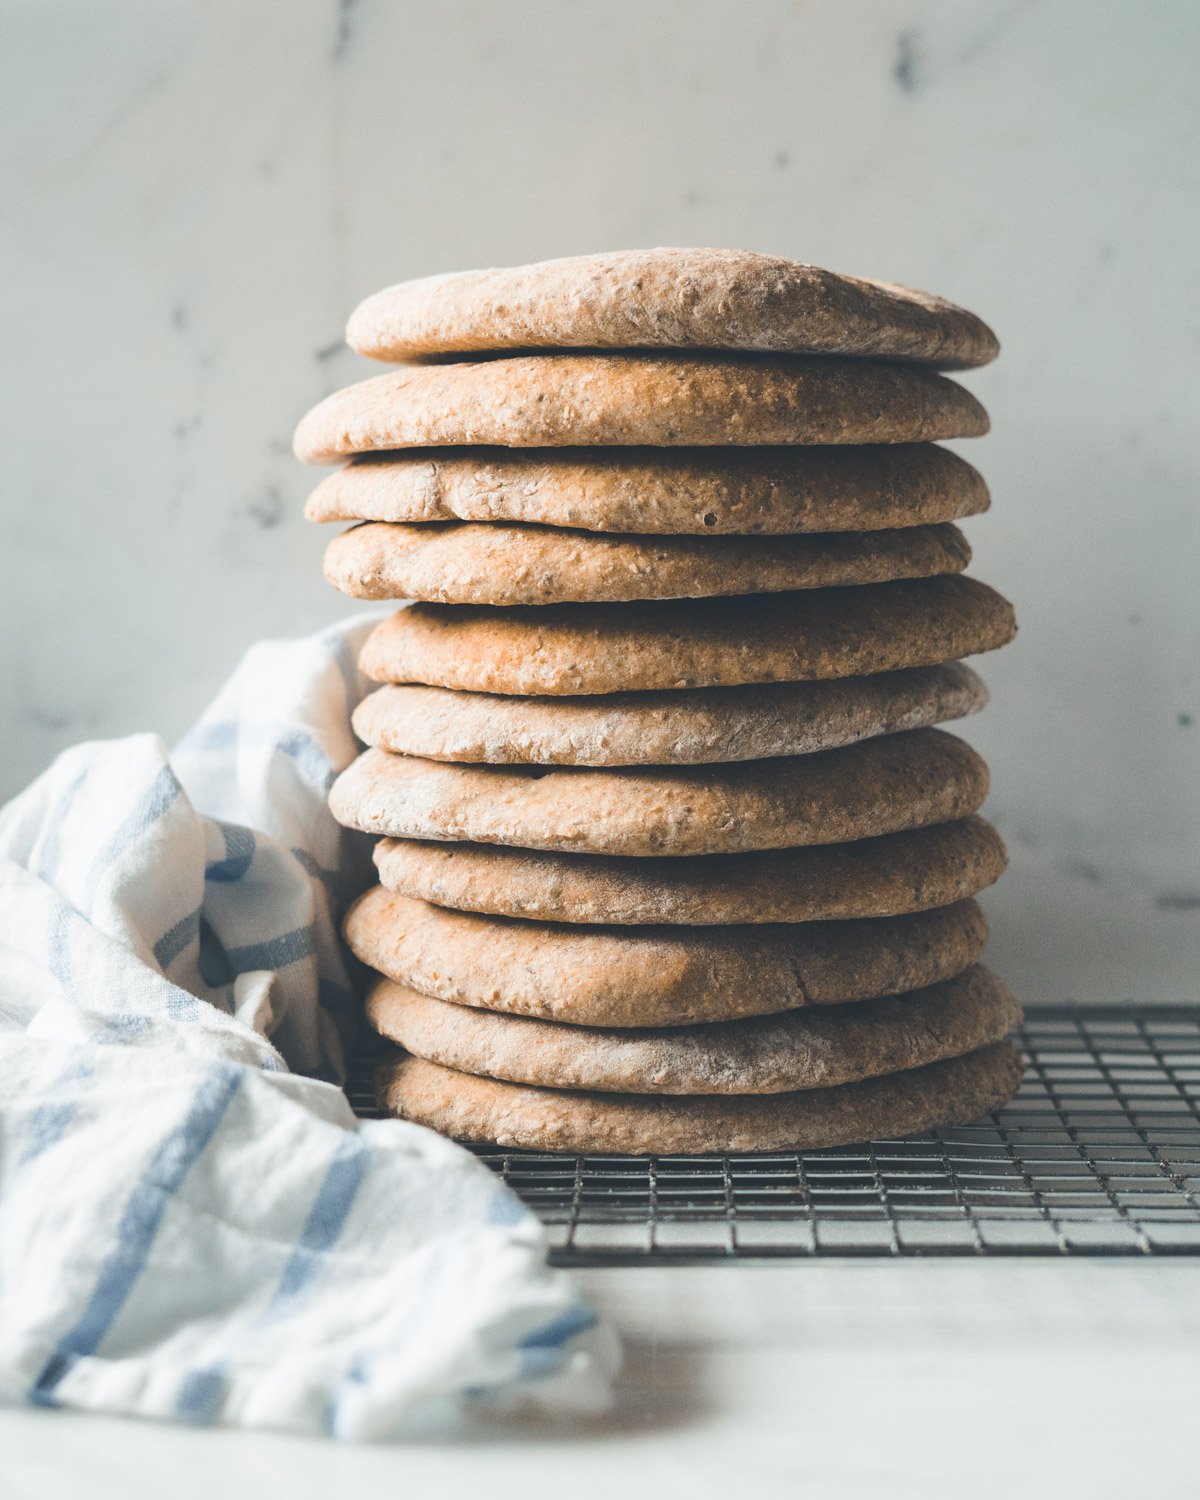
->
343, 888, 989, 1025
366, 965, 1019, 1095
372, 813, 1008, 926
330, 729, 988, 857
351, 664, 988, 767
345, 249, 999, 370
359, 576, 1016, 696
323, 519, 970, 605
305, 443, 989, 535
375, 1039, 1025, 1153
292, 353, 988, 465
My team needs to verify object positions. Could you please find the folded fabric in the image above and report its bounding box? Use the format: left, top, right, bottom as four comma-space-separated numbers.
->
0, 617, 617, 1437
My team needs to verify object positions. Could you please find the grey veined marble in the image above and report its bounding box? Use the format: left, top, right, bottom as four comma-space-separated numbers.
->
0, 0, 1198, 1003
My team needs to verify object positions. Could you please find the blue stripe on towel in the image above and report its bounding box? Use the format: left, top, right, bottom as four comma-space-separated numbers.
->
174, 1368, 227, 1423
32, 763, 92, 885
16, 1055, 95, 1169
289, 845, 339, 900
152, 907, 201, 972
29, 1064, 243, 1405
225, 925, 315, 974
177, 723, 333, 794
205, 825, 256, 884
79, 765, 183, 910
274, 1134, 370, 1306
164, 988, 206, 1024
519, 1303, 597, 1350
171, 1132, 370, 1423
97, 1013, 153, 1042
516, 1303, 599, 1379
175, 722, 238, 755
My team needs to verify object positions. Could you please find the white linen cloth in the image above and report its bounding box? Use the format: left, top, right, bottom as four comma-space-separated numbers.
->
0, 618, 617, 1438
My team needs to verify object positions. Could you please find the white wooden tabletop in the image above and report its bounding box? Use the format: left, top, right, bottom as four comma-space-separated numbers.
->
3, 1259, 1197, 1500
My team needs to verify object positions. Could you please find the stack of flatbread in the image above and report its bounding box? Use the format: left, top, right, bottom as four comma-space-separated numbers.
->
294, 249, 1023, 1154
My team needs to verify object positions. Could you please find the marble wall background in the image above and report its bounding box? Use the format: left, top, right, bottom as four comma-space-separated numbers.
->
2, 0, 1198, 1002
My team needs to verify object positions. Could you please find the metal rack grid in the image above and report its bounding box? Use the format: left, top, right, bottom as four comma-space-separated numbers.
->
347, 1004, 1200, 1260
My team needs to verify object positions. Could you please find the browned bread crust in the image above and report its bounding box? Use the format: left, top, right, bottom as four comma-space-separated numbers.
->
292, 353, 988, 465
324, 520, 970, 605
366, 965, 1020, 1095
375, 1040, 1026, 1153
345, 249, 999, 370
330, 729, 988, 858
343, 889, 989, 1025
350, 664, 988, 767
359, 576, 1017, 696
305, 443, 989, 535
372, 814, 1008, 926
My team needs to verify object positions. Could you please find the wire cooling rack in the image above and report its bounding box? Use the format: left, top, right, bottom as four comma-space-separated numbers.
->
347, 1005, 1200, 1260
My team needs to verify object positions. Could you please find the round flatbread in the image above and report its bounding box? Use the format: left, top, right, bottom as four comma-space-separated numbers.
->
305, 443, 990, 535
352, 664, 988, 768
344, 889, 989, 1025
366, 965, 1019, 1095
345, 249, 1000, 370
330, 729, 988, 858
375, 1040, 1025, 1154
372, 813, 1008, 926
359, 576, 1016, 696
292, 353, 988, 465
323, 520, 970, 606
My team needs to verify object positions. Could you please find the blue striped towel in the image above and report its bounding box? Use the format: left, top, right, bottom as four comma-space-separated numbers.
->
0, 617, 617, 1437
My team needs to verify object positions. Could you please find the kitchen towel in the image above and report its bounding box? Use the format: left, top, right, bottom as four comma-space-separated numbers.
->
0, 616, 617, 1438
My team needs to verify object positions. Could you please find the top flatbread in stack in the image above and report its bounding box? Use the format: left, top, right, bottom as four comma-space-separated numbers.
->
345, 249, 1001, 369
292, 248, 1020, 1154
